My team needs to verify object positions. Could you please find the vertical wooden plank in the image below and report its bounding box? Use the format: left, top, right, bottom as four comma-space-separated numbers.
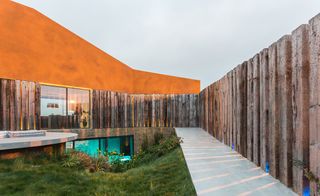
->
141, 95, 144, 127
215, 84, 219, 137
131, 94, 135, 127
173, 95, 177, 127
227, 71, 232, 146
195, 94, 199, 127
189, 94, 193, 127
228, 72, 233, 147
292, 24, 310, 195
208, 86, 212, 134
240, 62, 248, 156
309, 14, 320, 196
91, 90, 96, 128
121, 92, 124, 127
253, 54, 261, 166
148, 95, 152, 127
136, 95, 140, 127
21, 81, 28, 130
170, 94, 174, 127
1, 80, 8, 130
99, 90, 104, 128
15, 81, 22, 130
224, 76, 228, 144
156, 94, 160, 127
277, 35, 293, 186
211, 85, 215, 136
115, 92, 119, 128
186, 94, 190, 127
104, 91, 108, 128
9, 80, 16, 130
34, 83, 41, 130
225, 73, 229, 146
111, 91, 115, 128
126, 94, 131, 128
107, 91, 111, 128
124, 93, 128, 128
28, 82, 36, 130
165, 94, 168, 127
268, 42, 280, 179
159, 95, 163, 127
247, 59, 254, 161
259, 48, 270, 172
236, 66, 241, 151
205, 88, 208, 132
151, 95, 155, 127
143, 95, 147, 127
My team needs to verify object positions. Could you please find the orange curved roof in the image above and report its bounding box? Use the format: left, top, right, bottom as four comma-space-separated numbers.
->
0, 0, 200, 94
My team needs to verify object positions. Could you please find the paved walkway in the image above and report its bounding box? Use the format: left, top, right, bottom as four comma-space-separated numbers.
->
175, 128, 297, 196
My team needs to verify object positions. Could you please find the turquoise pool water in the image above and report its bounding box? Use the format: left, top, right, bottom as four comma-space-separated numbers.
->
66, 135, 134, 161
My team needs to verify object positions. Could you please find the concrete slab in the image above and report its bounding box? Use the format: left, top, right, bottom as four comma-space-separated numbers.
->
0, 132, 77, 150
175, 128, 297, 196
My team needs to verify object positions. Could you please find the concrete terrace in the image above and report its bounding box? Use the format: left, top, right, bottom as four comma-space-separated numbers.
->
0, 132, 77, 150
175, 128, 297, 196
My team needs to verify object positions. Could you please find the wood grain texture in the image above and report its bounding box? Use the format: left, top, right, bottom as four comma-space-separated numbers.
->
277, 35, 293, 187
292, 24, 310, 195
309, 14, 320, 196
259, 48, 269, 172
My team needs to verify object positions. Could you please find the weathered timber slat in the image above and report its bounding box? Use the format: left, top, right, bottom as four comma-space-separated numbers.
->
277, 35, 293, 187
247, 59, 254, 161
268, 42, 280, 179
252, 54, 261, 166
308, 14, 320, 196
259, 48, 269, 172
291, 24, 310, 195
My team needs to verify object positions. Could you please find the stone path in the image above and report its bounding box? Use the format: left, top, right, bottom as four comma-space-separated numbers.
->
175, 128, 297, 196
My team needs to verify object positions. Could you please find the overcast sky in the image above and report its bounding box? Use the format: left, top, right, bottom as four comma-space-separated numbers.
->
14, 0, 320, 89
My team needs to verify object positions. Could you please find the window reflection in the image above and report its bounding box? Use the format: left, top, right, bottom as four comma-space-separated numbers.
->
40, 85, 67, 129
40, 85, 90, 129
68, 88, 90, 128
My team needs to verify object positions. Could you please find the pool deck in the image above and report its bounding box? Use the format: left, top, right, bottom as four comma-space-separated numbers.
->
175, 128, 297, 196
0, 132, 77, 150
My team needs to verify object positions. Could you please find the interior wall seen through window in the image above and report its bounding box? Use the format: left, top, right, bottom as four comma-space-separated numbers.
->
40, 85, 90, 129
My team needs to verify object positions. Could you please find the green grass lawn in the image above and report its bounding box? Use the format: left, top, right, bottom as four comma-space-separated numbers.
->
0, 147, 196, 196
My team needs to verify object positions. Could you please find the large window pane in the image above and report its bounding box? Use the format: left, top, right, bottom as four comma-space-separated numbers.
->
68, 88, 90, 128
40, 85, 67, 129
74, 139, 99, 157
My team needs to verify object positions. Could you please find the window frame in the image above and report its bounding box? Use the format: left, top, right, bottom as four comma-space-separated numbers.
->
40, 84, 92, 129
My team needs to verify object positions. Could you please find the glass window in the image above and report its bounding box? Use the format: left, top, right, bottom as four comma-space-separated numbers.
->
40, 85, 67, 129
107, 136, 133, 156
66, 141, 74, 153
74, 139, 99, 157
40, 85, 91, 129
68, 136, 134, 160
68, 88, 90, 128
107, 137, 121, 154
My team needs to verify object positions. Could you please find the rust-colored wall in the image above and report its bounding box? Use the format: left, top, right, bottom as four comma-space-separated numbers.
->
133, 70, 200, 94
0, 0, 199, 94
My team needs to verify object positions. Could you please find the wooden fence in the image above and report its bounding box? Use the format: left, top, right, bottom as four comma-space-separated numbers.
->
0, 79, 199, 131
91, 90, 199, 128
199, 15, 320, 195
0, 80, 41, 131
